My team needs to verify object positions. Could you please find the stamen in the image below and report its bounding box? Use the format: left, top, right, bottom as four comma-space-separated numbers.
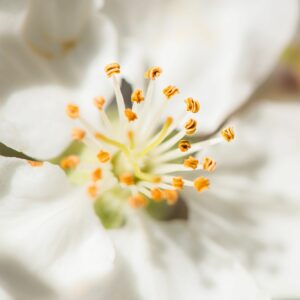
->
162, 190, 178, 205
172, 177, 184, 190
119, 173, 135, 185
128, 194, 148, 208
185, 98, 200, 113
87, 184, 98, 199
163, 85, 180, 99
128, 130, 135, 149
131, 89, 144, 103
221, 127, 235, 142
137, 117, 173, 158
124, 108, 138, 122
91, 168, 102, 182
178, 140, 191, 152
194, 177, 210, 192
144, 66, 162, 80
66, 104, 79, 119
104, 62, 120, 77
184, 118, 197, 135
94, 132, 129, 155
60, 155, 80, 170
202, 157, 216, 172
97, 150, 111, 163
72, 128, 86, 140
184, 156, 199, 169
151, 188, 163, 201
27, 160, 43, 167
94, 96, 106, 110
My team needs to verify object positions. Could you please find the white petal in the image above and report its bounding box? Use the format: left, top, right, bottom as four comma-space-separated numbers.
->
0, 7, 117, 158
0, 252, 58, 300
0, 156, 114, 295
103, 0, 298, 132
186, 100, 300, 297
81, 212, 268, 300
0, 86, 72, 160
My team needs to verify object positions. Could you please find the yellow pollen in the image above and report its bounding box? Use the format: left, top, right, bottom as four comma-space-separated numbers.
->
128, 194, 148, 208
151, 188, 163, 201
131, 89, 144, 103
163, 85, 180, 99
137, 117, 173, 158
94, 96, 106, 110
27, 160, 43, 167
178, 140, 191, 152
221, 127, 235, 142
162, 190, 178, 205
91, 168, 102, 182
184, 118, 197, 135
119, 173, 135, 185
185, 97, 200, 113
194, 177, 210, 192
124, 108, 138, 122
202, 157, 216, 172
72, 128, 86, 140
60, 155, 80, 170
87, 184, 98, 199
184, 156, 199, 169
97, 150, 111, 163
104, 62, 120, 77
66, 104, 79, 119
172, 177, 184, 190
144, 66, 162, 80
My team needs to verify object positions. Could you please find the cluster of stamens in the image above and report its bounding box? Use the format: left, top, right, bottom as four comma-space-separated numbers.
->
29, 63, 235, 209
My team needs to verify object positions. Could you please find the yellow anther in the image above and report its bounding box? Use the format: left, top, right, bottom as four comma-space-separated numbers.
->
128, 194, 148, 208
151, 188, 163, 201
194, 177, 210, 192
91, 168, 102, 182
119, 173, 135, 185
104, 62, 120, 77
137, 117, 173, 157
66, 104, 79, 119
163, 85, 180, 99
202, 157, 216, 172
27, 160, 43, 167
131, 89, 144, 103
97, 150, 111, 163
128, 130, 135, 149
60, 155, 80, 170
178, 140, 191, 152
185, 97, 200, 113
144, 66, 162, 80
162, 190, 178, 206
221, 127, 235, 142
72, 128, 86, 140
124, 108, 138, 122
153, 176, 162, 183
184, 118, 197, 135
87, 184, 98, 199
94, 96, 106, 110
172, 177, 184, 190
184, 156, 199, 169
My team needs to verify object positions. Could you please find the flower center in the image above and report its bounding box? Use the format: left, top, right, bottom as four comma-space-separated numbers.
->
29, 63, 235, 228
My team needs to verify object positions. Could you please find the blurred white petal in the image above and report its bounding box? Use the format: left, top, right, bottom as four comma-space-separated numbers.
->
0, 2, 117, 158
103, 0, 298, 132
184, 99, 300, 298
0, 156, 115, 295
78, 212, 269, 300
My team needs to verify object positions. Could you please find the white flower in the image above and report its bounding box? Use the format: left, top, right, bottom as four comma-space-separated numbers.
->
0, 0, 298, 299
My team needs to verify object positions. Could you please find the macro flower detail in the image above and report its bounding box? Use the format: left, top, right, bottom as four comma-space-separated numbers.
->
42, 62, 236, 224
